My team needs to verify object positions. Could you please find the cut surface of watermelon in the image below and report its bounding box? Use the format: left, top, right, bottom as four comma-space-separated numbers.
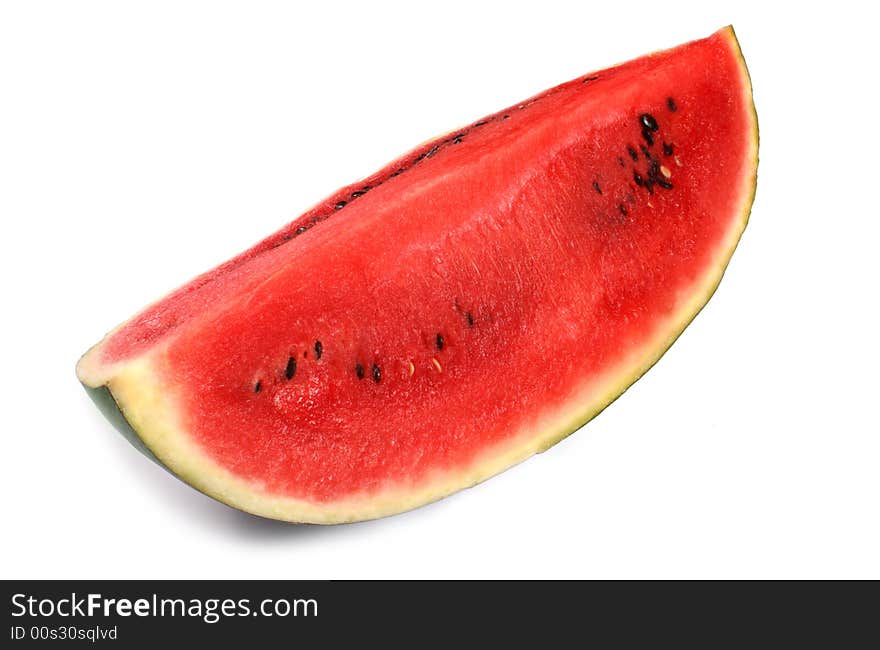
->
78, 26, 758, 523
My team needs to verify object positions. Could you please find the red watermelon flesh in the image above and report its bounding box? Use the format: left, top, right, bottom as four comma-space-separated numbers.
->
77, 26, 758, 523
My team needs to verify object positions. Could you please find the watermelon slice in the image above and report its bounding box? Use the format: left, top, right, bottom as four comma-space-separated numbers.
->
77, 26, 758, 523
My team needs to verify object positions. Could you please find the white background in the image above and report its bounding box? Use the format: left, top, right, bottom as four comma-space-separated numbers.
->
1, 0, 877, 579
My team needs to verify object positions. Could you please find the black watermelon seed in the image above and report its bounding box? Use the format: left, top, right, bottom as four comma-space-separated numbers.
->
436, 333, 444, 350
425, 145, 440, 158
667, 97, 677, 112
641, 128, 654, 146
582, 75, 599, 83
640, 113, 659, 131
296, 226, 308, 234
282, 233, 292, 241
372, 364, 381, 383
657, 178, 674, 190
390, 168, 405, 177
474, 120, 488, 127
351, 190, 366, 198
662, 142, 674, 156
466, 311, 475, 327
633, 171, 645, 187
627, 146, 639, 162
501, 114, 510, 120
592, 180, 602, 195
285, 356, 297, 380
314, 340, 323, 360
451, 133, 465, 144
254, 380, 262, 393
619, 203, 628, 216
356, 363, 365, 380
334, 201, 347, 210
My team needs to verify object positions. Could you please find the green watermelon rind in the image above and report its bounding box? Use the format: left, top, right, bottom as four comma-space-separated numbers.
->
83, 384, 164, 468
